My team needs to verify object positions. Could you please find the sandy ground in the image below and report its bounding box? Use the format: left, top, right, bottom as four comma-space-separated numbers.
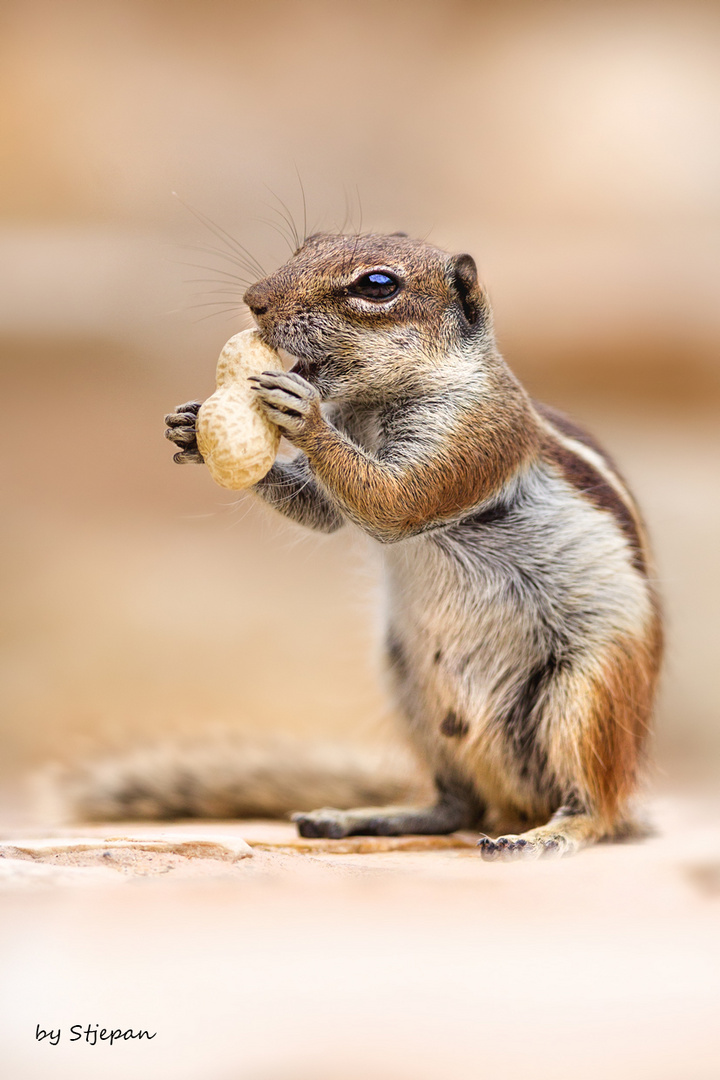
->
1, 795, 719, 1080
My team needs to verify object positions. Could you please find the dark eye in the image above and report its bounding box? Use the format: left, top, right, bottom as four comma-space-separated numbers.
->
348, 271, 401, 301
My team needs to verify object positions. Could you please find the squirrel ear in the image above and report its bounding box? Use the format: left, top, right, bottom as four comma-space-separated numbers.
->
453, 253, 483, 326
390, 231, 409, 237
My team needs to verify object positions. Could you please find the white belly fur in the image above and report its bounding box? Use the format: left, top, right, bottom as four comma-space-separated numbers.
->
378, 465, 654, 816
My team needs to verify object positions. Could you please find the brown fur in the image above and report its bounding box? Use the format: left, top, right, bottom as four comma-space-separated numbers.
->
583, 616, 663, 826
300, 391, 539, 539
533, 401, 623, 473
151, 231, 665, 861
541, 431, 648, 575
440, 712, 470, 738
543, 618, 662, 832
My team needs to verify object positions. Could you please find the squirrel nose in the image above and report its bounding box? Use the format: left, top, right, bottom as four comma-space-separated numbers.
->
243, 282, 270, 317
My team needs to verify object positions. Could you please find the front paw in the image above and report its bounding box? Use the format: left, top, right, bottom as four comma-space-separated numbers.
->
249, 371, 321, 445
164, 400, 205, 464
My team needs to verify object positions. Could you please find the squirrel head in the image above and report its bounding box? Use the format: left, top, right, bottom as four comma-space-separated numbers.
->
243, 233, 495, 402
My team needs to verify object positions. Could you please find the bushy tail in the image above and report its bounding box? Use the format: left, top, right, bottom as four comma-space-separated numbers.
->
54, 734, 429, 823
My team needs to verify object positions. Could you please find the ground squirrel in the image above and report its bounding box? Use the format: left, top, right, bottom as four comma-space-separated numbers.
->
164, 231, 663, 859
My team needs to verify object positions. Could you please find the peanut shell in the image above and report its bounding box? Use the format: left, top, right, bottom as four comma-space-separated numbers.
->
196, 330, 281, 489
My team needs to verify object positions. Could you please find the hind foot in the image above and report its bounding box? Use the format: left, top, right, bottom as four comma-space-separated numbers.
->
477, 809, 611, 862
477, 832, 573, 861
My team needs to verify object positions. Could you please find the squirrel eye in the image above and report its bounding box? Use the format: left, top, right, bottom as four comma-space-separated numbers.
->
348, 271, 401, 301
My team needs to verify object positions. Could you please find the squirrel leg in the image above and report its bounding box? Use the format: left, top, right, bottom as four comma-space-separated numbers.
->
292, 790, 475, 839
252, 371, 531, 543
164, 391, 344, 532
254, 456, 345, 533
477, 807, 609, 862
479, 631, 657, 861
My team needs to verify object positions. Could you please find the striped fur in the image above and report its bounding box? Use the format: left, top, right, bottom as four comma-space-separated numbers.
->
151, 232, 665, 860
243, 233, 663, 858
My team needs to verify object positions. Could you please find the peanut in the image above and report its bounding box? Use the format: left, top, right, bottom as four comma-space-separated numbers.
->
196, 330, 281, 489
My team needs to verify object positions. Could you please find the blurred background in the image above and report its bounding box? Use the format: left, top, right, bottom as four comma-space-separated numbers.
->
2, 0, 719, 812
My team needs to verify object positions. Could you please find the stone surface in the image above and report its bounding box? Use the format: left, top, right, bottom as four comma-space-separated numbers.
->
1, 794, 719, 1080
0, 831, 252, 862
0, 829, 252, 884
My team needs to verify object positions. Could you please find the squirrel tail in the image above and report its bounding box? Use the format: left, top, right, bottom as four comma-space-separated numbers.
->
49, 734, 428, 823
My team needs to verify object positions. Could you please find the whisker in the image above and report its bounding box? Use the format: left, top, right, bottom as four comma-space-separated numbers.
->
355, 184, 363, 237
186, 202, 267, 277
263, 184, 300, 250
188, 292, 247, 303
278, 197, 301, 250
186, 283, 246, 292
180, 262, 254, 285
186, 299, 246, 309
193, 307, 246, 323
258, 215, 296, 254
273, 475, 314, 506
339, 184, 351, 235
295, 164, 308, 243
345, 189, 363, 275
264, 201, 299, 252
184, 278, 249, 288
184, 242, 262, 279
173, 192, 267, 277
